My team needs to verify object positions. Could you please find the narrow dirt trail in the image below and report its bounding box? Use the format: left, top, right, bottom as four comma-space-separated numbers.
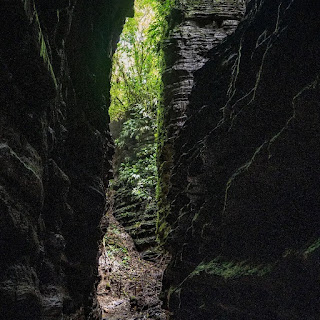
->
97, 215, 170, 320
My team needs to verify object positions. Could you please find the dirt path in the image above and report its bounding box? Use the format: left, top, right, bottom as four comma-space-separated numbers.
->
97, 215, 169, 320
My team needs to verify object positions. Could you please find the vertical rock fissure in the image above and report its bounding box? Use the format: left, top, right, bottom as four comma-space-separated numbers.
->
96, 1, 247, 319
96, 1, 170, 318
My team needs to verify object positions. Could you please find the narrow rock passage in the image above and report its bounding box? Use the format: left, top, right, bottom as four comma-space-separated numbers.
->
97, 215, 169, 320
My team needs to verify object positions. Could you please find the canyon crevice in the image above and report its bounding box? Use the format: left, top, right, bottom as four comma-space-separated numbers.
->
159, 0, 320, 319
1, 0, 320, 319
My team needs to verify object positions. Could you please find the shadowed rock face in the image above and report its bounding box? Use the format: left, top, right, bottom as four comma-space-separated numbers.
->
160, 0, 320, 319
157, 0, 245, 244
0, 1, 132, 319
163, 0, 245, 132
3, 0, 320, 319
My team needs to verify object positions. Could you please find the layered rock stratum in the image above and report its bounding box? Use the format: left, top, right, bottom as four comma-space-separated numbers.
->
0, 1, 133, 319
160, 0, 320, 319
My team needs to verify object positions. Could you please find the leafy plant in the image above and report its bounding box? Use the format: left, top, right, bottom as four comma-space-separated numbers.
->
109, 0, 166, 121
109, 0, 174, 204
108, 1, 175, 248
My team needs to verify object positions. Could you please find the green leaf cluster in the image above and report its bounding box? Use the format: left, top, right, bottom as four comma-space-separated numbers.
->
110, 0, 159, 120
109, 0, 175, 206
115, 106, 157, 201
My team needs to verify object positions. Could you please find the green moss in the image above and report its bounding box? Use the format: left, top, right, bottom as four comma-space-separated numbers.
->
154, 1, 176, 246
191, 257, 275, 279
156, 161, 173, 244
304, 238, 320, 256
36, 17, 57, 88
167, 285, 181, 307
24, 1, 57, 88
156, 216, 171, 244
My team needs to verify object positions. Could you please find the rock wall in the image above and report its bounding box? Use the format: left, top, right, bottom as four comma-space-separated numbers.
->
160, 0, 320, 319
0, 1, 133, 319
157, 0, 245, 241
110, 115, 158, 257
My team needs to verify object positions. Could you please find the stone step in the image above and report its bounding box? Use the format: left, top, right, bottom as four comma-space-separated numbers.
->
116, 213, 156, 225
128, 227, 157, 240
134, 236, 158, 251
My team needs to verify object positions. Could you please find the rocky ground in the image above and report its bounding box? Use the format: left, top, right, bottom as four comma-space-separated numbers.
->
97, 215, 170, 320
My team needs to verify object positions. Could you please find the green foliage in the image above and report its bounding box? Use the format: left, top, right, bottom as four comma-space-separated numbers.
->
109, 0, 175, 207
114, 106, 157, 202
304, 238, 320, 256
110, 0, 164, 121
191, 258, 274, 279
103, 224, 131, 265
152, 0, 176, 243
109, 0, 175, 120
